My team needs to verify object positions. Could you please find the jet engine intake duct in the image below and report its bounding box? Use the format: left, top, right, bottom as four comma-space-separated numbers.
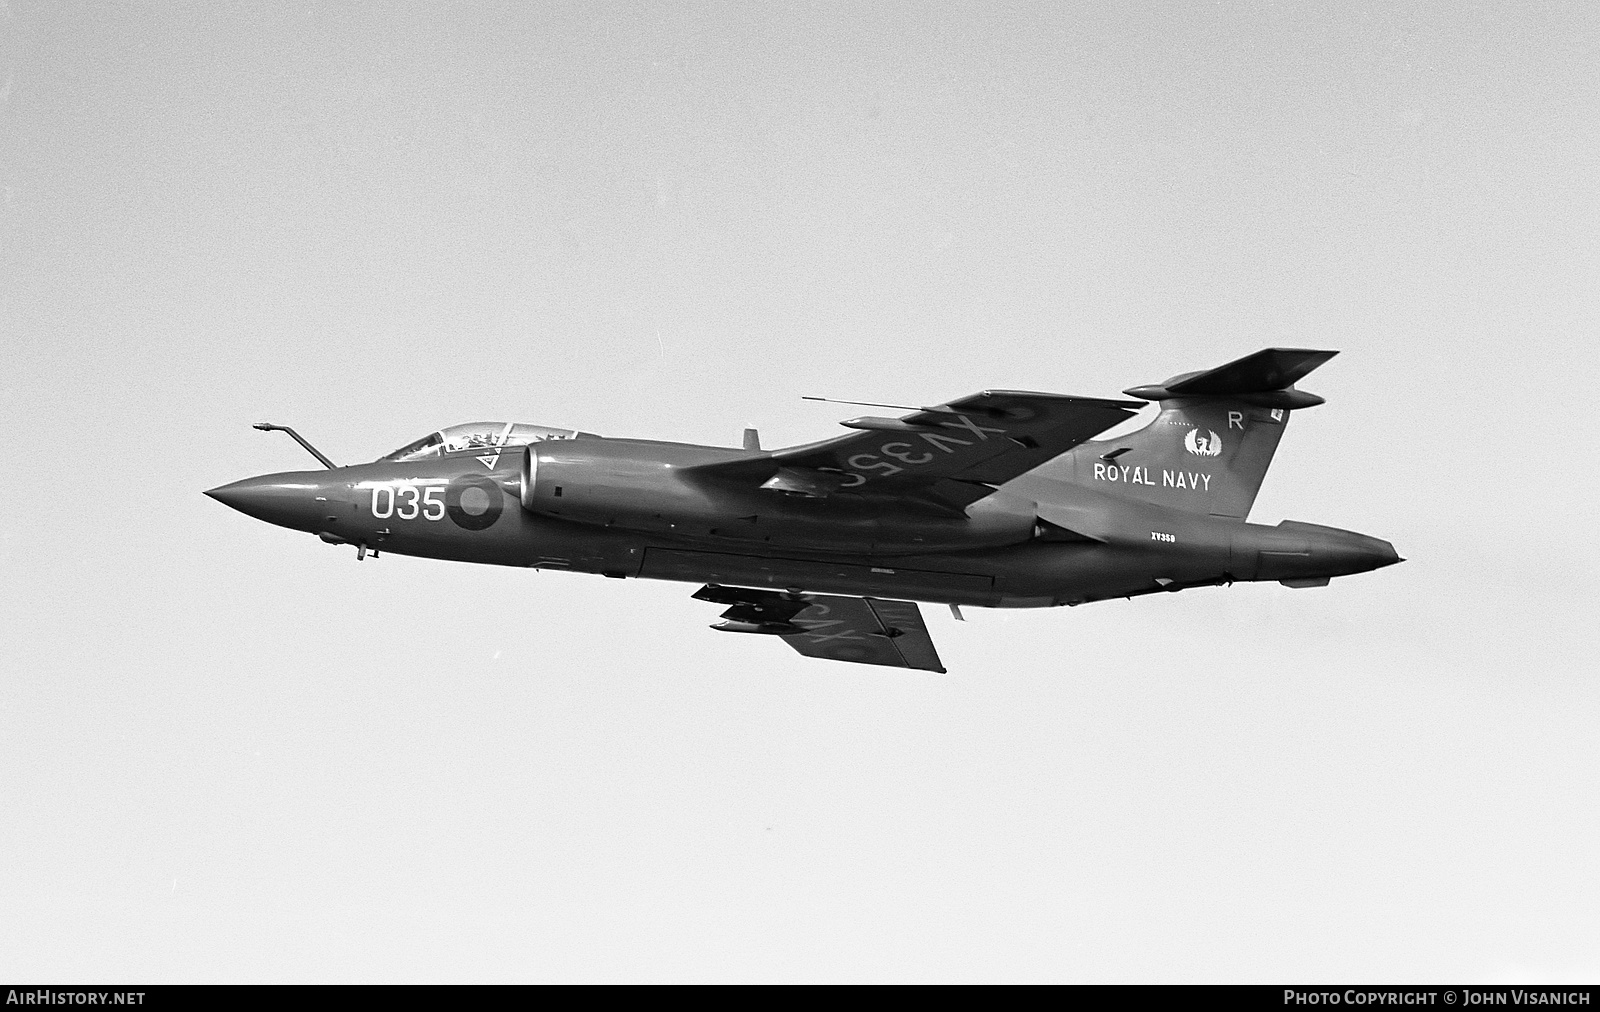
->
520, 441, 725, 532
520, 444, 537, 513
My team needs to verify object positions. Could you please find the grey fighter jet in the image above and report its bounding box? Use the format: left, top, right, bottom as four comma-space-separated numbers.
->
209, 348, 1400, 672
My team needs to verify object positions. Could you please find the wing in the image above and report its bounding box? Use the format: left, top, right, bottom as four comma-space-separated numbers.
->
688, 390, 1144, 510
695, 585, 946, 673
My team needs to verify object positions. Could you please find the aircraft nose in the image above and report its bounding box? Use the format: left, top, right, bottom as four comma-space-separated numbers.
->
206, 473, 331, 532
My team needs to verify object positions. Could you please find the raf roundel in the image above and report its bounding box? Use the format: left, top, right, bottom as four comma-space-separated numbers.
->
445, 473, 504, 531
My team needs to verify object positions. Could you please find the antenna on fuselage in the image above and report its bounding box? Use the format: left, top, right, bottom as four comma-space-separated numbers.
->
801, 396, 961, 415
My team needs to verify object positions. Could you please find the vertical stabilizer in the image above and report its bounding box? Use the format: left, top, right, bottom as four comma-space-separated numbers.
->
1040, 348, 1337, 520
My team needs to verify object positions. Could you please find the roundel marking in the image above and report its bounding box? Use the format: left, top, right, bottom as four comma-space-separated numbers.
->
445, 473, 504, 531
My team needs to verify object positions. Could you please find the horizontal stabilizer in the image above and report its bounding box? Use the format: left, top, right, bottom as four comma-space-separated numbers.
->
1125, 348, 1337, 405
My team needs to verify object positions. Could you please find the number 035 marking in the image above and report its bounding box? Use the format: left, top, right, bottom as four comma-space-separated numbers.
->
370, 484, 445, 521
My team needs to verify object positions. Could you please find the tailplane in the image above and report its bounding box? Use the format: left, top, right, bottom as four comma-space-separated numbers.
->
1043, 348, 1337, 520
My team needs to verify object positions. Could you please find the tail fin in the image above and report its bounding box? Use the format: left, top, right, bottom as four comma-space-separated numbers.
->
1045, 348, 1338, 520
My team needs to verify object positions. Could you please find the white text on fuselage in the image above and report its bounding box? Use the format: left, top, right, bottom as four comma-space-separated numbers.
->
1091, 462, 1212, 491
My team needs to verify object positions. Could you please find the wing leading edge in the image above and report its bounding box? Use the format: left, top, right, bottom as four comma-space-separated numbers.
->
694, 585, 946, 672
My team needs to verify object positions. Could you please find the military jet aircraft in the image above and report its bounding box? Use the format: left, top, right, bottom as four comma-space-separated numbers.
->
208, 348, 1400, 673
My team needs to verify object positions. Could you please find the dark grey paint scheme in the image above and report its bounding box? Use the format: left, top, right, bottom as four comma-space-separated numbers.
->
207, 348, 1400, 671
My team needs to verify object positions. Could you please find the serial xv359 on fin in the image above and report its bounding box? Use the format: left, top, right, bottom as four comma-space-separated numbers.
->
208, 348, 1401, 673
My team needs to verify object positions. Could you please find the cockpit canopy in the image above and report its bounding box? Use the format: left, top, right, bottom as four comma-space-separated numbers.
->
381, 421, 590, 462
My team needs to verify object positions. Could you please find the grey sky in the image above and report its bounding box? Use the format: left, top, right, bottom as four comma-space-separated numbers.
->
2, 2, 1596, 982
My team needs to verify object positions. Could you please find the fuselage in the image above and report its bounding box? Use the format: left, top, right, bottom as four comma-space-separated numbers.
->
206, 435, 1400, 609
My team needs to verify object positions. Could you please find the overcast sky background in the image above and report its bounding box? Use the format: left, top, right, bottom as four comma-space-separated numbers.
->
2, 1, 1597, 983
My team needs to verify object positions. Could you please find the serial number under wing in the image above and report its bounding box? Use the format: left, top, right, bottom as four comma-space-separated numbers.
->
784, 596, 945, 672
695, 585, 945, 672
697, 390, 1144, 510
